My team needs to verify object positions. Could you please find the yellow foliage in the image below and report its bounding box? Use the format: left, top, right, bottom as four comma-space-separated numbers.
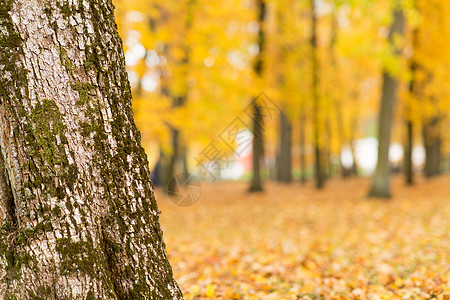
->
113, 0, 450, 169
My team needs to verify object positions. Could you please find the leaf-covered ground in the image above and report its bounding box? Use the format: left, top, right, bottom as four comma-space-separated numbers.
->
155, 175, 450, 299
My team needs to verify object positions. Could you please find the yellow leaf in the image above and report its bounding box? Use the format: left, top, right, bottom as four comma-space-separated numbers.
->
189, 285, 201, 297
394, 278, 404, 288
205, 284, 215, 298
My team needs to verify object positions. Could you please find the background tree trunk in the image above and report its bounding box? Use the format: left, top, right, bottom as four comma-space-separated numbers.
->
276, 111, 292, 183
368, 8, 404, 198
250, 103, 264, 192
165, 127, 180, 193
310, 0, 324, 189
299, 111, 307, 184
349, 90, 360, 177
423, 117, 441, 177
0, 0, 182, 298
249, 0, 266, 192
404, 120, 414, 184
404, 23, 419, 186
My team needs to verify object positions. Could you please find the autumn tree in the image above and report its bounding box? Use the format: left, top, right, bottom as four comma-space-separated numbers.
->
162, 0, 196, 192
414, 0, 449, 178
369, 6, 404, 198
404, 26, 418, 184
0, 0, 182, 298
272, 0, 294, 184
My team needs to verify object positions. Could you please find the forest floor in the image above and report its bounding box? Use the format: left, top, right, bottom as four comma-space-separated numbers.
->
155, 174, 450, 299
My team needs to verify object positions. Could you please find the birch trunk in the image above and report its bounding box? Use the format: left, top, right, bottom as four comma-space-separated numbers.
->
0, 0, 182, 298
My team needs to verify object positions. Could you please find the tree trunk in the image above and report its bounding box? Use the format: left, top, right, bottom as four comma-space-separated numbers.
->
0, 1, 182, 298
404, 120, 414, 184
249, 0, 266, 192
349, 91, 359, 176
329, 11, 347, 179
350, 142, 359, 176
165, 127, 179, 193
249, 103, 264, 192
160, 0, 194, 193
404, 23, 418, 186
369, 9, 404, 198
334, 88, 347, 178
324, 115, 332, 178
369, 71, 397, 198
182, 147, 190, 181
299, 111, 307, 184
423, 117, 441, 177
276, 111, 292, 183
310, 0, 324, 189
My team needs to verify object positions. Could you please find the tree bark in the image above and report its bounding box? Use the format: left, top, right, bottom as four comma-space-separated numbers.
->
0, 0, 182, 298
276, 111, 292, 183
368, 9, 404, 198
249, 0, 266, 192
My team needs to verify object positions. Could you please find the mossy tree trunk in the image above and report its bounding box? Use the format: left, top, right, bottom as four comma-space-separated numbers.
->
368, 8, 404, 198
0, 0, 183, 298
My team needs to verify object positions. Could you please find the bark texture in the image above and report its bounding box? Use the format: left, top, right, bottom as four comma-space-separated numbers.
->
0, 0, 182, 298
368, 8, 404, 198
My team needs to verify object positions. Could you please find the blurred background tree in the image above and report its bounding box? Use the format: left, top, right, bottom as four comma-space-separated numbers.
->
113, 0, 450, 197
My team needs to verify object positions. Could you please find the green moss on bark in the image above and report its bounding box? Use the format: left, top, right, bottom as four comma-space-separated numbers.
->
30, 99, 67, 164
1, 0, 182, 298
